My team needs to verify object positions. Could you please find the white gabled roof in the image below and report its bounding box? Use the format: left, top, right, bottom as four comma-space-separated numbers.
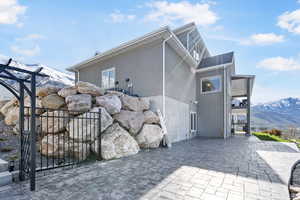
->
67, 25, 197, 72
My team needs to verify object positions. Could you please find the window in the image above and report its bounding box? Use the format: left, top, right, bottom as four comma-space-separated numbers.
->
193, 50, 200, 62
101, 68, 115, 89
201, 76, 222, 94
190, 112, 197, 132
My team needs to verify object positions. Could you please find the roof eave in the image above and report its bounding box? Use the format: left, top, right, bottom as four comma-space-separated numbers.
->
67, 26, 170, 72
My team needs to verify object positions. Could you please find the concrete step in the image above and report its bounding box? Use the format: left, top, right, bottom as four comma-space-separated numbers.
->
0, 171, 12, 187
0, 159, 8, 173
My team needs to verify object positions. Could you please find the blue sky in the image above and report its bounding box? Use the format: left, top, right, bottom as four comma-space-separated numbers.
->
1, 0, 300, 103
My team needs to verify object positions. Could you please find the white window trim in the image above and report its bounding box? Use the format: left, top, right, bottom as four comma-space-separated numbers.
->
101, 67, 115, 89
200, 75, 222, 95
190, 111, 197, 132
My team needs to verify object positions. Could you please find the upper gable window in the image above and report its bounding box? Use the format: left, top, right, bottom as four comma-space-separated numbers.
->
193, 50, 200, 62
201, 75, 222, 94
101, 67, 115, 89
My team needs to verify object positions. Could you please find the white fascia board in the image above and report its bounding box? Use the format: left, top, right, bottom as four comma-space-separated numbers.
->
194, 62, 232, 73
173, 22, 196, 35
67, 26, 170, 72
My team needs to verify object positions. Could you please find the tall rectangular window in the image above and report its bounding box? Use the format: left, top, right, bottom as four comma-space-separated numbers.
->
201, 75, 222, 94
101, 68, 115, 89
190, 112, 197, 132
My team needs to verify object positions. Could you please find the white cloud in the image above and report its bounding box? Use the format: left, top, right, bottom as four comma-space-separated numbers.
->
243, 33, 285, 45
257, 56, 300, 71
277, 9, 300, 34
109, 11, 136, 23
0, 0, 26, 25
145, 1, 218, 26
16, 34, 46, 41
11, 45, 40, 56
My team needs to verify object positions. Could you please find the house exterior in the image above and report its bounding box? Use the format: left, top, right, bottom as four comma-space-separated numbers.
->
67, 22, 255, 143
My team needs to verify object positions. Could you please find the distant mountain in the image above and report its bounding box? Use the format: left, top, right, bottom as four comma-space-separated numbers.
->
252, 97, 300, 129
0, 60, 74, 99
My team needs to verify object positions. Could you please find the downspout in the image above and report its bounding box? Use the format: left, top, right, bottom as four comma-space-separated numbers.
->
162, 35, 173, 118
223, 67, 227, 139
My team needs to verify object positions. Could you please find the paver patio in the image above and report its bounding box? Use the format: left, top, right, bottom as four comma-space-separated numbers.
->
0, 136, 299, 200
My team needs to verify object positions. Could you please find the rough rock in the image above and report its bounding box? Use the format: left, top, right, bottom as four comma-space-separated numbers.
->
58, 86, 77, 98
68, 141, 90, 160
24, 96, 44, 115
76, 81, 104, 96
113, 110, 144, 136
41, 111, 69, 134
0, 98, 18, 116
105, 90, 124, 97
4, 106, 19, 126
120, 95, 150, 112
290, 186, 300, 193
144, 110, 160, 124
65, 94, 92, 113
93, 123, 139, 160
95, 94, 121, 115
67, 107, 113, 142
40, 134, 68, 158
41, 94, 65, 109
14, 117, 41, 135
0, 100, 9, 110
37, 86, 61, 98
136, 124, 164, 148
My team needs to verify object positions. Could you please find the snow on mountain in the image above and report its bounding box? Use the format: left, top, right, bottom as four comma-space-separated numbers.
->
0, 59, 74, 99
0, 59, 74, 87
252, 97, 300, 129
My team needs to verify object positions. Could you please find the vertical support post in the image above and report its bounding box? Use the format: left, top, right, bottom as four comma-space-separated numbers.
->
97, 109, 102, 160
19, 84, 25, 181
30, 74, 36, 191
247, 78, 251, 136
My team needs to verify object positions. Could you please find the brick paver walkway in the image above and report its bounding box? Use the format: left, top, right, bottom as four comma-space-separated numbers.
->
0, 136, 299, 200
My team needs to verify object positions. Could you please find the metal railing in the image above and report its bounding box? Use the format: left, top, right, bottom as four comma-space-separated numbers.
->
22, 107, 102, 174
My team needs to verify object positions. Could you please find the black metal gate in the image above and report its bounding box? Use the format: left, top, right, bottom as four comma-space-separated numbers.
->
30, 107, 102, 172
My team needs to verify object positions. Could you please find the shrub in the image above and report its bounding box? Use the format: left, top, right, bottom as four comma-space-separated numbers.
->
262, 129, 282, 136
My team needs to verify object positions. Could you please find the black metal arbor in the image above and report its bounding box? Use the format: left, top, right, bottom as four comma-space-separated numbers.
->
0, 59, 47, 191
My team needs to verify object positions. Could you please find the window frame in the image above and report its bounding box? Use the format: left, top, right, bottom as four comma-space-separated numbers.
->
190, 112, 197, 132
200, 75, 222, 95
101, 67, 115, 89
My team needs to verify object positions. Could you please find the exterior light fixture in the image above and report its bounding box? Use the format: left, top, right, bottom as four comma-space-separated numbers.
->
8, 160, 14, 172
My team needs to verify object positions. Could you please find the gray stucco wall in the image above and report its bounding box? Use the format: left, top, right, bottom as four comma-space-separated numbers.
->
165, 43, 196, 104
164, 43, 197, 142
78, 39, 163, 97
196, 69, 225, 138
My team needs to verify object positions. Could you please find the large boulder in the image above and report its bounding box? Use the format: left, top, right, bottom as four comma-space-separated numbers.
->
120, 95, 150, 112
40, 133, 68, 158
67, 107, 113, 143
136, 124, 164, 148
41, 111, 69, 134
37, 86, 61, 98
24, 96, 44, 115
14, 117, 41, 136
65, 94, 92, 113
4, 106, 19, 126
76, 81, 104, 96
58, 86, 77, 98
95, 95, 121, 115
0, 100, 9, 110
113, 110, 144, 136
144, 110, 160, 124
68, 141, 90, 160
0, 98, 18, 116
93, 123, 139, 160
41, 94, 65, 109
